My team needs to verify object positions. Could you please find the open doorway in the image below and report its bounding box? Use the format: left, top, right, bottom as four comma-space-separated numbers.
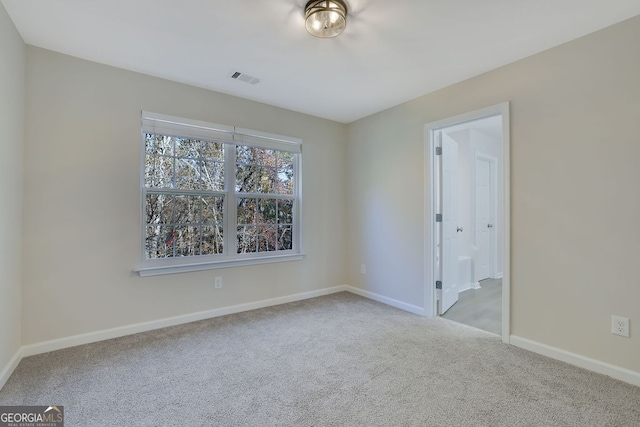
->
424, 103, 510, 342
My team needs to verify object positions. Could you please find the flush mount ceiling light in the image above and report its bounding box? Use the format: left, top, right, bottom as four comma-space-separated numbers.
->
304, 0, 348, 38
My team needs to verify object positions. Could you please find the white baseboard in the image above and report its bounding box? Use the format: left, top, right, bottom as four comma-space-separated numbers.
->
2, 286, 349, 389
11, 287, 637, 391
20, 285, 349, 359
510, 336, 640, 387
344, 285, 427, 316
458, 282, 481, 293
457, 284, 472, 293
0, 347, 24, 391
4, 284, 420, 379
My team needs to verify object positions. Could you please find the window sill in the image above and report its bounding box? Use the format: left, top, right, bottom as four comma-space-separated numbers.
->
134, 253, 305, 277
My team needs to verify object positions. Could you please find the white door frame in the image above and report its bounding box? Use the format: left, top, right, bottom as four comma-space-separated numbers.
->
423, 102, 511, 343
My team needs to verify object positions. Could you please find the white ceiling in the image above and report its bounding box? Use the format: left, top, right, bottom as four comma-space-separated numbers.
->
3, 1, 640, 123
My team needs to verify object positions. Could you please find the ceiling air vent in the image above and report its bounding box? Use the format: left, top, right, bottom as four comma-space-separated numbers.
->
230, 70, 260, 85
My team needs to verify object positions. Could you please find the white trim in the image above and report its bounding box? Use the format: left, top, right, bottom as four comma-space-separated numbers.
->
234, 127, 302, 152
423, 126, 438, 317
2, 285, 423, 382
457, 283, 480, 294
1, 286, 348, 391
510, 336, 640, 388
142, 111, 234, 132
140, 112, 301, 153
135, 253, 305, 276
6, 286, 638, 391
500, 104, 511, 344
20, 286, 348, 359
424, 102, 511, 344
0, 347, 24, 391
141, 111, 235, 143
457, 285, 472, 294
345, 285, 427, 316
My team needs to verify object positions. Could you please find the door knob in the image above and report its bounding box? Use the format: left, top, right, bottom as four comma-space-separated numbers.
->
457, 227, 463, 232
487, 224, 493, 228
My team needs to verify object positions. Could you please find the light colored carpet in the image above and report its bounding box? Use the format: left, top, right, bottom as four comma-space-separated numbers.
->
1, 292, 639, 426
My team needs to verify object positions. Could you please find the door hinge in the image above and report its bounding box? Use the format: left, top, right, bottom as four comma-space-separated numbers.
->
435, 146, 442, 155
436, 281, 442, 290
436, 214, 442, 222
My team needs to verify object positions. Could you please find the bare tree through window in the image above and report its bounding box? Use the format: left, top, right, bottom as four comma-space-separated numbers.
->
143, 127, 299, 262
144, 135, 225, 259
235, 146, 295, 254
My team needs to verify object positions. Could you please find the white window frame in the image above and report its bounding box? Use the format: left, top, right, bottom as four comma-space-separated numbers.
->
135, 112, 303, 276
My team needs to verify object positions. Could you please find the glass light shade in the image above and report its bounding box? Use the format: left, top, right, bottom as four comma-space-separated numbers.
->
305, 0, 347, 38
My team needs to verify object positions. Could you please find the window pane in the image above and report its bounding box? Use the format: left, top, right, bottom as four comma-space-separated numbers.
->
278, 151, 294, 168
175, 158, 201, 190
256, 167, 276, 194
237, 198, 256, 225
236, 163, 258, 193
145, 134, 173, 156
201, 141, 224, 161
277, 225, 293, 251
145, 155, 174, 188
276, 165, 294, 195
173, 195, 201, 224
201, 161, 224, 191
237, 226, 257, 253
144, 155, 155, 186
258, 199, 276, 224
175, 138, 199, 159
236, 145, 257, 164
146, 193, 174, 225
278, 199, 293, 224
236, 148, 294, 195
202, 225, 224, 255
258, 149, 277, 167
258, 226, 277, 252
173, 225, 200, 257
146, 225, 176, 259
202, 196, 224, 225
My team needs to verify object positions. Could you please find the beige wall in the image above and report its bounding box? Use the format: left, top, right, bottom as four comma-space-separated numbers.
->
0, 2, 24, 374
0, 4, 25, 378
22, 47, 348, 345
347, 15, 640, 372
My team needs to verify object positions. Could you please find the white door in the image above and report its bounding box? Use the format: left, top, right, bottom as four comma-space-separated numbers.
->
474, 156, 493, 281
441, 133, 459, 313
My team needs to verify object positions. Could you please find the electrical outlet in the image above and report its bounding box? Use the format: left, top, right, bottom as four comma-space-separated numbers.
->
611, 315, 630, 337
360, 264, 366, 274
214, 276, 223, 289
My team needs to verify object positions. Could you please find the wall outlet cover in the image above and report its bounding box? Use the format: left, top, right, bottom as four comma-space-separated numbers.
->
611, 315, 630, 338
